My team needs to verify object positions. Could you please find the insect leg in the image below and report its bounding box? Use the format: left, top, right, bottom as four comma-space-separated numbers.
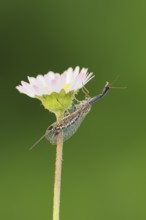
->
82, 86, 91, 98
73, 95, 80, 103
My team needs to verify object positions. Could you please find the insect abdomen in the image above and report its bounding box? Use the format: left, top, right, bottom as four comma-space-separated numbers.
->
45, 103, 91, 145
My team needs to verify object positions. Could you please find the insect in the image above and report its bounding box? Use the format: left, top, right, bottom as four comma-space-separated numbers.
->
30, 81, 110, 149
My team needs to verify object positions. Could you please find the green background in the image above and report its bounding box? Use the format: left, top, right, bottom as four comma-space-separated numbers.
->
0, 0, 146, 219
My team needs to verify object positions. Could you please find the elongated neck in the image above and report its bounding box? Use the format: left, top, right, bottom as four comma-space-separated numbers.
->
89, 82, 110, 104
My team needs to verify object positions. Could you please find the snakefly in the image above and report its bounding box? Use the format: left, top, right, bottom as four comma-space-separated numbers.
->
30, 82, 110, 149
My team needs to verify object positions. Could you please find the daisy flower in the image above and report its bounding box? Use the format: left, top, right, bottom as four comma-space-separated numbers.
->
16, 66, 94, 119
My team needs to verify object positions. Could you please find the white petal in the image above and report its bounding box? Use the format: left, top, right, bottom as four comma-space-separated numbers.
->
60, 71, 67, 89
69, 68, 87, 91
50, 74, 61, 92
73, 66, 80, 78
65, 67, 73, 84
84, 73, 95, 84
27, 76, 37, 86
16, 66, 94, 98
44, 72, 59, 93
16, 85, 35, 97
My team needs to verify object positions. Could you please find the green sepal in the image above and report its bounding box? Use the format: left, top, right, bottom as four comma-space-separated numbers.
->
36, 89, 75, 120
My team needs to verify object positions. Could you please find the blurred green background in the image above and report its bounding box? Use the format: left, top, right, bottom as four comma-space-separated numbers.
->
0, 0, 146, 219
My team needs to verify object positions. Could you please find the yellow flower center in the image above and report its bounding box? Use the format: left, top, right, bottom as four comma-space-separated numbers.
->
64, 84, 70, 91
44, 87, 49, 92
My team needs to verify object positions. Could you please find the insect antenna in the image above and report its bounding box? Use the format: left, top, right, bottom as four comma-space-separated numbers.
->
29, 134, 46, 150
109, 74, 120, 86
109, 86, 127, 89
109, 74, 127, 89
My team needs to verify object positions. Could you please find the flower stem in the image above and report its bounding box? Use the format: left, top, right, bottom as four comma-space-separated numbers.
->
53, 131, 63, 220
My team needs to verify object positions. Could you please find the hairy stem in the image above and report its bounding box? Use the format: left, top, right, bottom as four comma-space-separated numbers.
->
53, 131, 63, 220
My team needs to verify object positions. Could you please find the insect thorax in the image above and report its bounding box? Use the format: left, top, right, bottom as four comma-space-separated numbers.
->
45, 101, 91, 145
